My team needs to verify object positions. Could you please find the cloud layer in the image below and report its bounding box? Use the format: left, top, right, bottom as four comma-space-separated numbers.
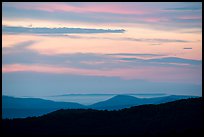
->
3, 2, 202, 31
2, 2, 202, 97
3, 26, 125, 34
2, 41, 202, 85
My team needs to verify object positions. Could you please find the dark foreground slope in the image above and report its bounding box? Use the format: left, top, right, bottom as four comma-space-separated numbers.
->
2, 97, 202, 136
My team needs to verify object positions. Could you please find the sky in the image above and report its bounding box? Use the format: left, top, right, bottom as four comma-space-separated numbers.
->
2, 2, 202, 98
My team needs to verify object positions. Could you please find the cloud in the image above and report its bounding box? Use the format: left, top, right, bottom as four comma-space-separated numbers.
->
119, 57, 202, 66
150, 43, 161, 45
164, 7, 201, 11
2, 42, 202, 84
32, 34, 190, 43
3, 2, 202, 31
2, 2, 202, 35
2, 26, 125, 34
147, 57, 201, 65
179, 29, 202, 34
106, 53, 164, 57
120, 38, 190, 43
183, 47, 193, 50
2, 48, 121, 70
3, 42, 201, 70
3, 40, 37, 54
2, 42, 202, 85
4, 2, 147, 15
3, 42, 201, 69
2, 63, 201, 84
85, 36, 190, 43
177, 16, 201, 20
100, 37, 190, 43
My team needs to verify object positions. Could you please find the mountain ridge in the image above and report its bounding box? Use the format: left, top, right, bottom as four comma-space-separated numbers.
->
90, 94, 198, 110
2, 97, 202, 136
2, 94, 199, 118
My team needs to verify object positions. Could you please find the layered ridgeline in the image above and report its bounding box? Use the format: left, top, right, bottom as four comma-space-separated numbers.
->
2, 96, 85, 118
2, 98, 202, 136
2, 95, 199, 118
89, 95, 197, 110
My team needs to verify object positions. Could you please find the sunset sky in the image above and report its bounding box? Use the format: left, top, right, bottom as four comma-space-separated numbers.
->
2, 2, 202, 97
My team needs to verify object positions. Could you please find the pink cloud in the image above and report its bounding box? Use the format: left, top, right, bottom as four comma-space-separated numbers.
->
10, 2, 147, 15
2, 64, 200, 84
143, 17, 169, 23
80, 61, 106, 65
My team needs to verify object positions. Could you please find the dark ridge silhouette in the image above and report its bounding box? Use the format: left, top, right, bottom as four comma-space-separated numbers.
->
2, 97, 202, 136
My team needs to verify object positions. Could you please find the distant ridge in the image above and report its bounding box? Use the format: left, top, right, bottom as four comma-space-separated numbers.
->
90, 94, 198, 110
2, 96, 86, 118
2, 95, 85, 109
49, 93, 167, 97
